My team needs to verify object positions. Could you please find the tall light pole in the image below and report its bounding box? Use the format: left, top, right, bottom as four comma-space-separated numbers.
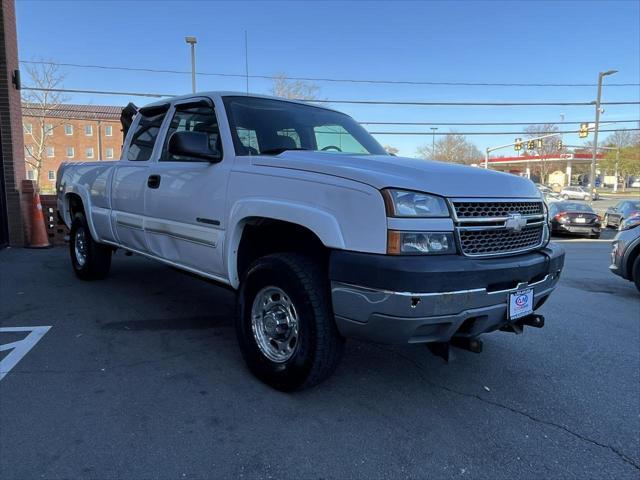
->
430, 127, 438, 157
185, 36, 197, 93
590, 69, 617, 193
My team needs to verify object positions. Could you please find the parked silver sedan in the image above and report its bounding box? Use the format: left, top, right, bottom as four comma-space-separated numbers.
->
610, 221, 640, 292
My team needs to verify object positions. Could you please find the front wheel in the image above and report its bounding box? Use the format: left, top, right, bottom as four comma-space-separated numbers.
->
236, 253, 344, 391
69, 212, 112, 280
562, 194, 569, 200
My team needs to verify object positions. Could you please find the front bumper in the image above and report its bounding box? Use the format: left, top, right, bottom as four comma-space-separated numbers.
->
330, 243, 565, 344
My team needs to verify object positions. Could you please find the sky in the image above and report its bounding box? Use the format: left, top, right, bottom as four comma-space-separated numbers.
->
15, 0, 640, 157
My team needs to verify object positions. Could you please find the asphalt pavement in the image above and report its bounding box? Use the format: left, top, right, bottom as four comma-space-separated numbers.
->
1, 235, 638, 479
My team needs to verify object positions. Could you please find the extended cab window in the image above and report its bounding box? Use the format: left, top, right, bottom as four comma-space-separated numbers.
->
127, 111, 167, 161
161, 103, 222, 161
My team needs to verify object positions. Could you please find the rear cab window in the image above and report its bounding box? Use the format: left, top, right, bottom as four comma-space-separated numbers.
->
127, 105, 169, 161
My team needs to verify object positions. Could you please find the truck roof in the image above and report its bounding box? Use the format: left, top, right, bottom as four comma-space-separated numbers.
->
140, 91, 342, 114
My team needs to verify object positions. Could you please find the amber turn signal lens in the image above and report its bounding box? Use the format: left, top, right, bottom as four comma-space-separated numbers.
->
387, 230, 402, 255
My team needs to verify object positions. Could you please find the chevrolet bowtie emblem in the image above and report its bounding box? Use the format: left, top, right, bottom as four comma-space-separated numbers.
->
505, 213, 527, 232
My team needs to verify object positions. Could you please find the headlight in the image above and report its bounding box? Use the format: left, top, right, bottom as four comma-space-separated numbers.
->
387, 231, 457, 255
382, 189, 450, 217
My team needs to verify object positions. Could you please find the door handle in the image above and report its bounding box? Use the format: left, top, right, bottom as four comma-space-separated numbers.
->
147, 175, 161, 189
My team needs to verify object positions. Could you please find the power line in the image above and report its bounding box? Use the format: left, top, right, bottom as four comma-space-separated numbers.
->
21, 87, 640, 107
20, 60, 640, 88
368, 128, 640, 136
361, 119, 640, 126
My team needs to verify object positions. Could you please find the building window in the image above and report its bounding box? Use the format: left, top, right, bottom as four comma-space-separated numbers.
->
86, 147, 94, 158
27, 170, 35, 180
48, 170, 56, 181
105, 125, 113, 136
24, 123, 33, 134
105, 147, 114, 159
47, 146, 55, 158
25, 145, 33, 158
45, 123, 54, 136
64, 124, 73, 135
84, 124, 93, 136
66, 147, 74, 158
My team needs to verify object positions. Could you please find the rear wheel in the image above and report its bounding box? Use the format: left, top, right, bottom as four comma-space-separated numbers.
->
69, 212, 112, 280
236, 253, 344, 391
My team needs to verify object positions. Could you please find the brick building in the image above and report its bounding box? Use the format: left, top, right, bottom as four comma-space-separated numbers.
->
1, 0, 26, 247
22, 104, 123, 192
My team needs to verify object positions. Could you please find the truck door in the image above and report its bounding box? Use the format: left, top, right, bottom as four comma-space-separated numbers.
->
143, 98, 230, 278
111, 104, 169, 253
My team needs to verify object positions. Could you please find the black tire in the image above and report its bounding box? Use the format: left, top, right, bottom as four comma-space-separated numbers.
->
590, 232, 601, 239
632, 255, 640, 294
562, 194, 569, 200
236, 253, 344, 391
69, 212, 112, 280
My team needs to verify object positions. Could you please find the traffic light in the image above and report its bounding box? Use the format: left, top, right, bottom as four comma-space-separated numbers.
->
579, 123, 589, 138
537, 139, 543, 149
556, 139, 563, 150
514, 138, 522, 151
527, 140, 536, 150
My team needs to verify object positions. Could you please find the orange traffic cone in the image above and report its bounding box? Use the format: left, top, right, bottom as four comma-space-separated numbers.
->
27, 191, 51, 248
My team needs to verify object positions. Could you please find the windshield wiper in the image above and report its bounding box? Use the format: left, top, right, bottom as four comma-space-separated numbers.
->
260, 147, 312, 155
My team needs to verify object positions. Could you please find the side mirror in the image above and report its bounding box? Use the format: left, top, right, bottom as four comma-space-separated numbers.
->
168, 131, 221, 162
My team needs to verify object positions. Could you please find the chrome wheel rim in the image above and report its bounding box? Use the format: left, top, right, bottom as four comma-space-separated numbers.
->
250, 286, 299, 363
74, 227, 87, 267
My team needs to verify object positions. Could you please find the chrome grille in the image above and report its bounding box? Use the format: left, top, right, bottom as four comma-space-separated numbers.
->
459, 224, 544, 256
450, 199, 546, 257
453, 201, 543, 218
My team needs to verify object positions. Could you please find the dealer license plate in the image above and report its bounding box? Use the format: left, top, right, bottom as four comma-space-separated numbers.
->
509, 288, 533, 320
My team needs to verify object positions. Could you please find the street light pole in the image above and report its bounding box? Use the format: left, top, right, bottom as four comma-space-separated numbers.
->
430, 127, 438, 156
185, 36, 198, 93
590, 69, 617, 194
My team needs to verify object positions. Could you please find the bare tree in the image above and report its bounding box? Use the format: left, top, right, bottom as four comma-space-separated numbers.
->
416, 132, 482, 165
271, 73, 321, 100
21, 61, 67, 187
384, 145, 399, 155
523, 124, 564, 183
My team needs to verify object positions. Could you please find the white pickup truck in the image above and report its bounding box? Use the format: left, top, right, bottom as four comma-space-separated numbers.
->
57, 92, 565, 390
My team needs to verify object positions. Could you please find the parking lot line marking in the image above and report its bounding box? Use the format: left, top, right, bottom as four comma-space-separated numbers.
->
0, 326, 52, 381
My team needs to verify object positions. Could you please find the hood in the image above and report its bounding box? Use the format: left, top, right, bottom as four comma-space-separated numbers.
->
253, 152, 541, 198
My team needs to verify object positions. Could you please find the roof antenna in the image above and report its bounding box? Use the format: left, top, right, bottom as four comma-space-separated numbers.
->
244, 30, 249, 95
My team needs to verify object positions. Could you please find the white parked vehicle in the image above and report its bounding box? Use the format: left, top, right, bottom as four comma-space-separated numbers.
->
560, 186, 598, 201
57, 92, 565, 390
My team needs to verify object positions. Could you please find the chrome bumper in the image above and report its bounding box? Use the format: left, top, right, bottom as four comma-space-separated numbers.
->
331, 271, 562, 344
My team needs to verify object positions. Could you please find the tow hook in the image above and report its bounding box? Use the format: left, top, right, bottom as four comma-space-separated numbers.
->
427, 337, 483, 362
501, 313, 545, 334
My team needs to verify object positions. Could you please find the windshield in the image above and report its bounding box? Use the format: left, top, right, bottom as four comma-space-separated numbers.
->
223, 96, 386, 156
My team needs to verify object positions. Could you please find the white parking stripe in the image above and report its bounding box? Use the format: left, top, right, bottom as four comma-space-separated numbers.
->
0, 326, 52, 381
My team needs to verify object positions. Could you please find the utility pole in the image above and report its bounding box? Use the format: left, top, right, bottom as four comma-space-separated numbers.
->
185, 36, 197, 93
430, 127, 438, 156
614, 147, 620, 193
590, 70, 617, 194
